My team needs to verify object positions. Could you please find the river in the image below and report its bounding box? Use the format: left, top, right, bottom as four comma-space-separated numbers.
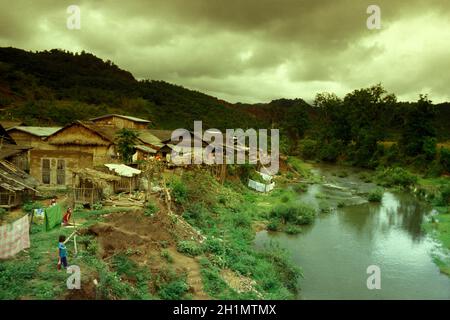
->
255, 164, 450, 299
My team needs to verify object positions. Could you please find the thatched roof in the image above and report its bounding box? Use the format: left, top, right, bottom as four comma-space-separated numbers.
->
72, 168, 121, 188
46, 121, 119, 145
0, 160, 38, 192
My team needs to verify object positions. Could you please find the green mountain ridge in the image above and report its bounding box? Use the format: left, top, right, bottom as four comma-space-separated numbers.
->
0, 47, 449, 141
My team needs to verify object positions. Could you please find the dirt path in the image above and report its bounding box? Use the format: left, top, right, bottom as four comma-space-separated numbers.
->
167, 248, 209, 300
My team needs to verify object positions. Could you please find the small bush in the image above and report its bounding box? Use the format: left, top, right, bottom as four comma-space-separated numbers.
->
158, 277, 189, 300
436, 184, 450, 206
367, 188, 384, 202
376, 167, 418, 187
293, 184, 307, 193
267, 220, 280, 231
285, 225, 302, 235
161, 250, 173, 263
270, 203, 316, 225
176, 241, 204, 257
0, 208, 7, 221
92, 202, 103, 210
299, 139, 318, 159
144, 202, 158, 216
74, 204, 84, 212
232, 212, 251, 228
170, 179, 188, 203
203, 238, 224, 255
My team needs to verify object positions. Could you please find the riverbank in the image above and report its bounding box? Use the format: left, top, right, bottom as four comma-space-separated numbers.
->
0, 161, 310, 300
255, 163, 450, 299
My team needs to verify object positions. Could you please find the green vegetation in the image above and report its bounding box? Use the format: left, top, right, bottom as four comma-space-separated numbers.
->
423, 211, 450, 276
367, 188, 384, 202
116, 128, 139, 163
171, 170, 303, 299
176, 241, 204, 257
144, 202, 159, 216
375, 167, 418, 188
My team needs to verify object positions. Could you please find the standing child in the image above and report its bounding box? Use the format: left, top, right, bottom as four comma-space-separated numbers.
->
57, 235, 68, 270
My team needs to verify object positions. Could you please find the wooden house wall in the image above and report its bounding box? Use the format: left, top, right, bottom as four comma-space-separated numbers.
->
30, 149, 93, 186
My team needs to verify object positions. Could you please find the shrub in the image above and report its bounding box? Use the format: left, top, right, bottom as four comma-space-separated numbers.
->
203, 238, 224, 255
160, 250, 173, 263
270, 203, 316, 225
144, 202, 158, 216
299, 139, 318, 159
22, 201, 42, 214
232, 212, 251, 228
170, 179, 188, 203
158, 277, 189, 300
267, 220, 280, 231
367, 188, 384, 202
92, 202, 103, 210
293, 184, 307, 193
0, 208, 7, 221
440, 147, 450, 172
376, 167, 418, 187
74, 204, 84, 212
176, 241, 204, 257
436, 184, 450, 206
285, 225, 302, 235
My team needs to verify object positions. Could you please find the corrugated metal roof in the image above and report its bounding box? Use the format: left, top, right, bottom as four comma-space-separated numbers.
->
8, 126, 62, 137
136, 130, 165, 148
134, 145, 158, 154
90, 114, 150, 123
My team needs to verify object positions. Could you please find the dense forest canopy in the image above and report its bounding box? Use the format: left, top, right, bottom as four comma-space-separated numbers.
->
1, 47, 450, 156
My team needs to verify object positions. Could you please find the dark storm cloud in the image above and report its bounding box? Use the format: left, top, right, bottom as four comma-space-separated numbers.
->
0, 0, 449, 102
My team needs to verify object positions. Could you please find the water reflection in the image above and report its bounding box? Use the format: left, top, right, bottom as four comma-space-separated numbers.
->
255, 165, 450, 299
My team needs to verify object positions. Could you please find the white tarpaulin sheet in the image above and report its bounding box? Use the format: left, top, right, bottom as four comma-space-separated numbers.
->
248, 179, 275, 193
0, 215, 30, 259
104, 164, 141, 177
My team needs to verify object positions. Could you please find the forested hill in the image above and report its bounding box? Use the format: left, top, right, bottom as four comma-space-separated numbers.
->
1, 47, 450, 141
0, 47, 268, 129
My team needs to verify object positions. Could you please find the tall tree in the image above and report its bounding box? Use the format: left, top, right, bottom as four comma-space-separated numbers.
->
400, 95, 436, 158
117, 128, 139, 163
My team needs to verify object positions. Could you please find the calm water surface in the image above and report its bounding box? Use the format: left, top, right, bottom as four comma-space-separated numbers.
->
255, 164, 450, 299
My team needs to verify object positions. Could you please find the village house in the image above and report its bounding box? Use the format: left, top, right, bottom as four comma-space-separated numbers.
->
6, 126, 61, 149
0, 159, 38, 208
28, 120, 119, 187
0, 120, 24, 129
0, 124, 32, 172
89, 114, 151, 130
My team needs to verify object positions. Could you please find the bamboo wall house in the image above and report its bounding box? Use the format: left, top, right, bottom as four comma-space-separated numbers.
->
71, 167, 120, 206
0, 159, 38, 208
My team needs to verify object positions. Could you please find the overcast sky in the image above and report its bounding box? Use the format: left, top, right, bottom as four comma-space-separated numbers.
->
0, 0, 449, 103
